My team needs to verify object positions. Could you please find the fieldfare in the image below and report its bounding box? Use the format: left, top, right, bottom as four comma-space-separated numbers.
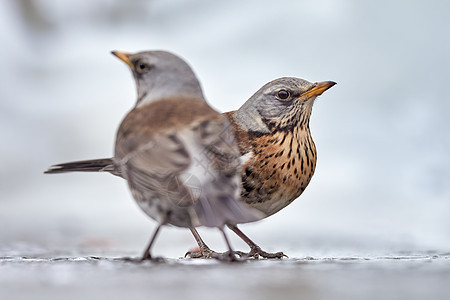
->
45, 50, 263, 261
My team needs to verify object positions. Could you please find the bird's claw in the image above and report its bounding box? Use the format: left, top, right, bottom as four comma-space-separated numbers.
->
235, 247, 287, 259
185, 246, 218, 259
185, 247, 243, 262
210, 251, 243, 263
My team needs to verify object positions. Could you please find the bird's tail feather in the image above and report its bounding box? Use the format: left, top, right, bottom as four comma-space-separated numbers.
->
44, 158, 116, 175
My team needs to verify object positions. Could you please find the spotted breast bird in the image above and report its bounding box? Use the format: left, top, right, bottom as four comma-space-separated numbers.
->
185, 77, 336, 258
46, 73, 335, 259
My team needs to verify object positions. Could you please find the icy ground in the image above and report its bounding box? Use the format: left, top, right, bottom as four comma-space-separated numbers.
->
1, 1, 449, 299
1, 247, 449, 300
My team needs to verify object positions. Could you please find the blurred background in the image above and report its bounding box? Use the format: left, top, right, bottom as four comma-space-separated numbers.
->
0, 0, 448, 258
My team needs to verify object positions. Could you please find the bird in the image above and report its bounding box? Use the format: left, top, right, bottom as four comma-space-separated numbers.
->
46, 72, 335, 259
47, 76, 335, 259
187, 77, 336, 259
45, 50, 263, 261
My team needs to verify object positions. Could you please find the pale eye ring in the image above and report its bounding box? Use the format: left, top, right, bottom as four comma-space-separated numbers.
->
277, 89, 290, 100
135, 60, 151, 73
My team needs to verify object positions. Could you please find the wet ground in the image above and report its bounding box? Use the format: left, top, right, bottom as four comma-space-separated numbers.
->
1, 250, 449, 300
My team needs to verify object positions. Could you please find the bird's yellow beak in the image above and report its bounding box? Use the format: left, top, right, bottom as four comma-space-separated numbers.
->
111, 50, 132, 67
300, 81, 336, 99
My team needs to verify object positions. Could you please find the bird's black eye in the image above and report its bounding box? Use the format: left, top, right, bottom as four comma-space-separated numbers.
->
277, 89, 290, 100
135, 60, 151, 73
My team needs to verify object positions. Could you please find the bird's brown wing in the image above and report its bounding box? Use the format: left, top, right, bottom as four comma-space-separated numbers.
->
113, 99, 214, 211
115, 100, 264, 227
116, 131, 193, 206
188, 115, 265, 227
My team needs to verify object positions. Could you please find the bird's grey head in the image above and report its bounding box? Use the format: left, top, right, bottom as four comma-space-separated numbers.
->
112, 50, 204, 106
235, 77, 336, 133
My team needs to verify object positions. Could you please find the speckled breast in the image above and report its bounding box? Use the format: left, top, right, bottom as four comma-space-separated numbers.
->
240, 126, 317, 216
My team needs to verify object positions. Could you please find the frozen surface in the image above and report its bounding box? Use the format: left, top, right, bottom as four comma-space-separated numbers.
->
0, 1, 449, 299
1, 249, 449, 300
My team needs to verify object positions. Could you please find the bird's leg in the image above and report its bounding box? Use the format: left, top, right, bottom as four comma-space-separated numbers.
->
214, 227, 239, 262
185, 227, 220, 258
227, 224, 286, 259
140, 224, 163, 261
122, 224, 164, 262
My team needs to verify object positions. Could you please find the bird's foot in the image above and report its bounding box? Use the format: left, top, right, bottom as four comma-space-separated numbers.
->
235, 246, 287, 259
185, 247, 243, 262
210, 250, 243, 263
185, 246, 219, 259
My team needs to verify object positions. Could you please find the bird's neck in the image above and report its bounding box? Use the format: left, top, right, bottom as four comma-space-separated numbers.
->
264, 102, 313, 135
233, 101, 314, 137
234, 105, 271, 135
136, 81, 204, 108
